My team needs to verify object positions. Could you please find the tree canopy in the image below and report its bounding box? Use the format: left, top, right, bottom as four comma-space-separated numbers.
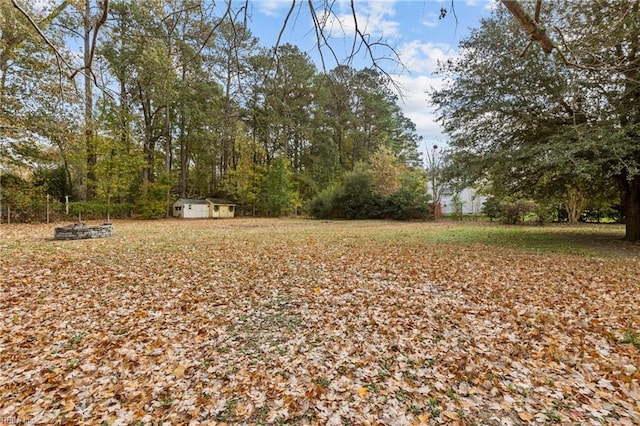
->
432, 0, 640, 240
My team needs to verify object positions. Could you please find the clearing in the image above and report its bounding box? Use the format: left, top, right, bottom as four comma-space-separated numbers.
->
1, 219, 639, 425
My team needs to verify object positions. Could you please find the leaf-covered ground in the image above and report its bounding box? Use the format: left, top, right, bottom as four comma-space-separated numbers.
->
1, 219, 639, 425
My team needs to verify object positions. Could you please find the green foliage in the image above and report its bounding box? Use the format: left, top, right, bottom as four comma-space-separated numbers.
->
309, 162, 432, 221
33, 166, 71, 201
449, 193, 465, 220
0, 172, 48, 223
386, 170, 432, 220
262, 157, 298, 217
482, 196, 501, 222
620, 329, 640, 348
223, 132, 265, 215
2, 2, 425, 223
431, 1, 640, 239
482, 196, 538, 224
133, 181, 171, 219
68, 201, 133, 220
307, 186, 339, 219
334, 165, 386, 219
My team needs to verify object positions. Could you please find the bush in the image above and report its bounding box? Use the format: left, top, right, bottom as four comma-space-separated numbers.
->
308, 166, 432, 221
482, 196, 537, 224
68, 201, 133, 220
308, 186, 340, 219
387, 188, 431, 220
582, 204, 621, 223
483, 196, 501, 221
133, 182, 170, 219
333, 167, 381, 219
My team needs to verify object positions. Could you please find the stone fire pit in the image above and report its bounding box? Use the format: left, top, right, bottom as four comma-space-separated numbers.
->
54, 222, 114, 240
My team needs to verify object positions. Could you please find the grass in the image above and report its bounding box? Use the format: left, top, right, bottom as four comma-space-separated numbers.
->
373, 220, 629, 256
620, 329, 640, 348
427, 225, 590, 253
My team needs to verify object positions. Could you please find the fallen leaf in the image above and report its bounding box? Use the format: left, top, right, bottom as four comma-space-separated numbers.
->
518, 411, 534, 422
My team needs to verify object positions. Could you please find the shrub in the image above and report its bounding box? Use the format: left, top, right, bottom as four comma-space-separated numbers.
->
133, 182, 170, 219
68, 201, 133, 220
333, 167, 381, 219
308, 165, 432, 221
482, 196, 537, 224
483, 196, 501, 221
308, 186, 340, 219
387, 188, 431, 220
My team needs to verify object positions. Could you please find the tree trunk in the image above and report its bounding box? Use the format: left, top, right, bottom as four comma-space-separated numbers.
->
564, 187, 585, 224
179, 117, 188, 198
84, 0, 96, 200
620, 175, 640, 241
139, 84, 155, 184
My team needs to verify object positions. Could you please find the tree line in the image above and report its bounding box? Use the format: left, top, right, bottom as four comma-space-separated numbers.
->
0, 1, 426, 221
4, 1, 639, 240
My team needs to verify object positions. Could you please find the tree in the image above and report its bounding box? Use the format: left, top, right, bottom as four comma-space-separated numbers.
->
252, 44, 316, 168
432, 1, 640, 240
262, 155, 296, 216
224, 128, 265, 215
368, 145, 402, 197
424, 144, 448, 210
207, 20, 259, 178
309, 147, 430, 221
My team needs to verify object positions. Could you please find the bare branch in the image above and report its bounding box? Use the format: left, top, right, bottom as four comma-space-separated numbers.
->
306, 0, 341, 73
275, 0, 297, 53
70, 0, 110, 80
344, 0, 404, 87
519, 40, 533, 57
10, 0, 74, 71
533, 0, 542, 22
181, 0, 234, 67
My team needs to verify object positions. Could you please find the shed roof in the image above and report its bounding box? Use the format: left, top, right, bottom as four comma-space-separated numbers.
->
175, 198, 209, 205
206, 198, 236, 206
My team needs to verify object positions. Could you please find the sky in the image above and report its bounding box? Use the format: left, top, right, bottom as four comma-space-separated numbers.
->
244, 0, 496, 150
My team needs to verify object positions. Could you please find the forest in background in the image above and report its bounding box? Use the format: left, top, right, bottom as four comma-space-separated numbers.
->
3, 0, 640, 240
0, 1, 428, 222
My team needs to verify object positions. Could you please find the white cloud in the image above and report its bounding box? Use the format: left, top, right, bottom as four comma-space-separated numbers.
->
467, 0, 499, 12
381, 37, 461, 143
255, 0, 293, 17
421, 13, 440, 29
391, 73, 449, 142
398, 40, 458, 74
324, 0, 401, 40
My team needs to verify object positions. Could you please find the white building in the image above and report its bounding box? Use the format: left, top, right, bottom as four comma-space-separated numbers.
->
172, 198, 236, 219
440, 187, 486, 215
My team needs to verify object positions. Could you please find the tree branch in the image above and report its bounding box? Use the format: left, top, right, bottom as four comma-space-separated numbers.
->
10, 0, 74, 71
70, 0, 110, 80
500, 0, 556, 54
275, 0, 297, 53
306, 0, 341, 73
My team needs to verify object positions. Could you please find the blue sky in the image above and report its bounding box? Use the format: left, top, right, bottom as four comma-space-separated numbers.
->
245, 0, 496, 148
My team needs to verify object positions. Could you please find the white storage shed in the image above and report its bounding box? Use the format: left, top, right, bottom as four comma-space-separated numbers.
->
172, 198, 210, 218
